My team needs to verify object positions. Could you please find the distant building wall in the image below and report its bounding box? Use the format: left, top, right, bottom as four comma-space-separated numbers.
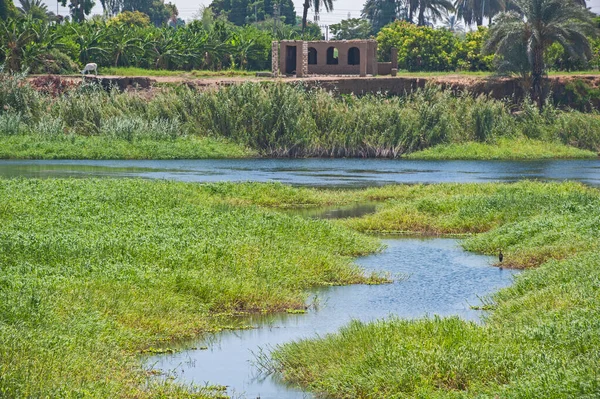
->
275, 40, 378, 77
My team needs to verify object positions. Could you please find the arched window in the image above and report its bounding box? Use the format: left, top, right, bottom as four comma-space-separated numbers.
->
308, 47, 317, 65
348, 47, 360, 65
326, 47, 338, 65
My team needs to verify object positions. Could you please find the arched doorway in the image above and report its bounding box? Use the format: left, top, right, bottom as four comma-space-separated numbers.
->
348, 47, 360, 65
326, 47, 339, 65
308, 47, 317, 65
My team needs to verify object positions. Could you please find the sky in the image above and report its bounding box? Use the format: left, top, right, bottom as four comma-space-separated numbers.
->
18, 0, 600, 28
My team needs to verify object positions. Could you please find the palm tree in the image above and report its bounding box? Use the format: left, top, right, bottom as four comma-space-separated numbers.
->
455, 0, 505, 26
485, 0, 596, 107
443, 14, 464, 32
302, 0, 333, 33
362, 0, 401, 33
0, 18, 36, 71
17, 0, 56, 21
417, 0, 454, 26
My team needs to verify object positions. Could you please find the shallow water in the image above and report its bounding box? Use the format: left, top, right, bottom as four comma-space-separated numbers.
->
148, 238, 518, 399
1, 158, 599, 187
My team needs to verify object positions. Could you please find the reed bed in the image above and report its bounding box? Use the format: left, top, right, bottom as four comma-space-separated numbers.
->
0, 72, 598, 159
267, 181, 600, 398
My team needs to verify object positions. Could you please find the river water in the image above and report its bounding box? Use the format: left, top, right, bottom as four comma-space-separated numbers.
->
148, 238, 518, 399
1, 158, 599, 186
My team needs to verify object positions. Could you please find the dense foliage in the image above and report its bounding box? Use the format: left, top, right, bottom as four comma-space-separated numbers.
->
209, 0, 296, 26
0, 14, 321, 73
377, 20, 489, 71
485, 0, 597, 106
0, 72, 598, 159
1, 0, 598, 74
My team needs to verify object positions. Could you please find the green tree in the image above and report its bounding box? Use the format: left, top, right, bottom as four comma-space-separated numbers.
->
122, 0, 172, 26
18, 0, 56, 21
330, 18, 372, 39
60, 0, 95, 22
453, 25, 493, 70
361, 0, 403, 34
108, 10, 151, 27
301, 0, 333, 33
416, 0, 454, 26
0, 18, 36, 70
1, 0, 18, 20
377, 20, 458, 70
486, 0, 596, 107
210, 0, 296, 26
455, 0, 505, 26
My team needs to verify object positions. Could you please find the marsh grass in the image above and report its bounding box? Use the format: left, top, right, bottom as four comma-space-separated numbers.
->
2, 179, 599, 397
267, 181, 600, 398
0, 178, 381, 397
1, 72, 599, 159
406, 137, 597, 159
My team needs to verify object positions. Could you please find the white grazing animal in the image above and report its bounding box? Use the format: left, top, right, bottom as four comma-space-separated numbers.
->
82, 63, 98, 75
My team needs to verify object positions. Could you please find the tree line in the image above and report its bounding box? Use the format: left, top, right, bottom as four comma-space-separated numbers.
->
1, 0, 598, 108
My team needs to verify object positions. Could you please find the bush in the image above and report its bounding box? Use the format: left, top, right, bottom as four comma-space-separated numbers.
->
377, 21, 458, 71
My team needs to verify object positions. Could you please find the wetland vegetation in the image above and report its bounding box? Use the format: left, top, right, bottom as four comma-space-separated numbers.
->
1, 178, 599, 397
1, 72, 599, 160
268, 181, 600, 398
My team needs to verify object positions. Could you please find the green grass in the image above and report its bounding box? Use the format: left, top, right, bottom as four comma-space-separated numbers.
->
406, 137, 598, 160
268, 180, 600, 398
3, 179, 600, 397
4, 72, 600, 159
99, 67, 266, 78
0, 178, 383, 398
0, 135, 255, 159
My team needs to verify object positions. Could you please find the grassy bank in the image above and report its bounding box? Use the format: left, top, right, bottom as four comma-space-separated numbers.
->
2, 72, 600, 159
0, 135, 255, 159
268, 181, 600, 398
98, 67, 265, 78
0, 178, 382, 398
406, 137, 597, 159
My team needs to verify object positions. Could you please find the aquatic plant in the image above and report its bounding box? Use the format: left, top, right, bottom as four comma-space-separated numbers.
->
269, 180, 600, 398
0, 72, 598, 159
0, 178, 381, 397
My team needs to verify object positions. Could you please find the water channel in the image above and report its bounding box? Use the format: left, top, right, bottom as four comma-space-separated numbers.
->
1, 158, 599, 186
148, 238, 518, 399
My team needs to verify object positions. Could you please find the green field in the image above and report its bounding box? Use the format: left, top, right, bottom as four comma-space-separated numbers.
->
0, 135, 255, 159
98, 67, 268, 78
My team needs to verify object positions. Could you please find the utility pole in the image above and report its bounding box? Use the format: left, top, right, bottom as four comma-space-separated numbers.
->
319, 24, 329, 40
273, 3, 279, 34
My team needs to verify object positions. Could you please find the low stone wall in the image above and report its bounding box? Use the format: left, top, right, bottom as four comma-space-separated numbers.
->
301, 76, 521, 102
377, 63, 392, 75
83, 76, 155, 91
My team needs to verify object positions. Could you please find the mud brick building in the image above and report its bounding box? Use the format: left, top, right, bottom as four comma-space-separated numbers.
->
273, 40, 398, 77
